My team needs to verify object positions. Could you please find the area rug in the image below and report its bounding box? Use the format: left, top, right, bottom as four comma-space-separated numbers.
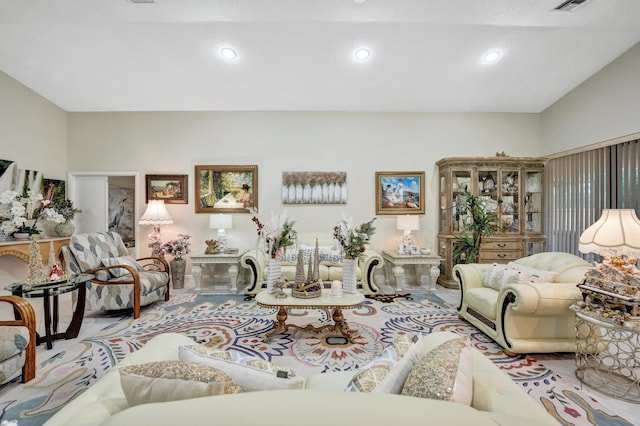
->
0, 293, 634, 425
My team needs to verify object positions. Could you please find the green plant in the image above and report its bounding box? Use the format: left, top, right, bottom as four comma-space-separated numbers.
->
452, 194, 500, 264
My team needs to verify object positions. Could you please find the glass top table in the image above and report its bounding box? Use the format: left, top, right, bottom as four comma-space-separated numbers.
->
7, 273, 94, 349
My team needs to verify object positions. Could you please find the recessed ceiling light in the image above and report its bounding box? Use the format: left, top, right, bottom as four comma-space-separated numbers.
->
482, 50, 502, 64
220, 47, 237, 60
355, 48, 371, 61
353, 0, 367, 3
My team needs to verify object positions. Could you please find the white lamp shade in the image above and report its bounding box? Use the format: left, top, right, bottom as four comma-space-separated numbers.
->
209, 214, 233, 230
578, 209, 640, 257
139, 200, 173, 225
396, 215, 420, 231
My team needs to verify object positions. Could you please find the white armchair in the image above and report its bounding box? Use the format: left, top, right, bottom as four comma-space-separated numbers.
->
454, 252, 591, 356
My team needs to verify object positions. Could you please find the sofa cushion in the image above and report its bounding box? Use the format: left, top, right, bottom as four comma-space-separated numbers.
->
401, 336, 473, 405
345, 334, 421, 394
482, 263, 520, 290
101, 256, 144, 278
120, 360, 241, 406
179, 345, 306, 391
506, 262, 557, 283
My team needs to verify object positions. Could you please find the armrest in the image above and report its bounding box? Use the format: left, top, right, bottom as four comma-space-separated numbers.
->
499, 282, 583, 316
136, 256, 170, 273
358, 249, 383, 293
453, 263, 491, 292
0, 295, 36, 382
240, 250, 268, 292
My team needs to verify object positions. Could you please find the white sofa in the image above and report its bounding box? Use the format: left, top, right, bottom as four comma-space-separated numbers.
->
454, 252, 591, 356
240, 232, 384, 294
45, 332, 558, 426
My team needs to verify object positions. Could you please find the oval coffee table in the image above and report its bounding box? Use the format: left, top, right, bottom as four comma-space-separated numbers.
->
256, 289, 364, 343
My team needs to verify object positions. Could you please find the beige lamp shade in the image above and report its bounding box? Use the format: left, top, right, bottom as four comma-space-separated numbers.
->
209, 214, 233, 230
578, 209, 640, 257
396, 215, 420, 231
139, 199, 173, 225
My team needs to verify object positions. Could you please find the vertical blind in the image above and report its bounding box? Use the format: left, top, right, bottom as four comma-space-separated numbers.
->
545, 139, 640, 261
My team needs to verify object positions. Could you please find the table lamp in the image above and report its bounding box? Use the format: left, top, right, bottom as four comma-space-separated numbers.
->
397, 215, 420, 249
209, 213, 232, 253
139, 199, 173, 258
578, 209, 640, 258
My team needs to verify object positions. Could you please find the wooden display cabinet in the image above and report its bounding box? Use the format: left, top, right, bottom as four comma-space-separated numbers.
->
437, 156, 546, 288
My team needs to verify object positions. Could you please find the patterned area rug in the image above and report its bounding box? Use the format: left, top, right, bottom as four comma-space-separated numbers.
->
0, 293, 635, 425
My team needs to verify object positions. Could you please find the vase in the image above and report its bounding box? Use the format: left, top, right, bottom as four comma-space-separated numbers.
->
342, 258, 358, 294
266, 258, 282, 293
170, 258, 186, 289
54, 219, 75, 237
12, 232, 31, 240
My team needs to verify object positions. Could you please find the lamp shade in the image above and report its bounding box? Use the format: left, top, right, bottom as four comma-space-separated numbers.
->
578, 209, 640, 257
396, 215, 419, 231
209, 214, 233, 230
139, 200, 173, 225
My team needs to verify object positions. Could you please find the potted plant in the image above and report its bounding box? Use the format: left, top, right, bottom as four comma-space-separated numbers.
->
452, 194, 500, 264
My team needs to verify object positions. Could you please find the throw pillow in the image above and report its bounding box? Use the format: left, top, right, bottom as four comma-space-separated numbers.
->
119, 360, 242, 406
101, 256, 143, 278
179, 345, 306, 391
482, 263, 520, 290
345, 334, 422, 394
400, 336, 473, 405
506, 262, 557, 283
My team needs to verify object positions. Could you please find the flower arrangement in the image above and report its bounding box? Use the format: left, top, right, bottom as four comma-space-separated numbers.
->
161, 234, 192, 260
0, 189, 64, 236
53, 199, 81, 221
250, 209, 297, 259
333, 216, 377, 260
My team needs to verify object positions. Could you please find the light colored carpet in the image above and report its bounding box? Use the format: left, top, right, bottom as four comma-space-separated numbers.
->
0, 293, 634, 425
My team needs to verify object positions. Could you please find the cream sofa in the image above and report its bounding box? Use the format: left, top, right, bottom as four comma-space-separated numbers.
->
454, 252, 591, 356
240, 232, 384, 294
45, 331, 558, 426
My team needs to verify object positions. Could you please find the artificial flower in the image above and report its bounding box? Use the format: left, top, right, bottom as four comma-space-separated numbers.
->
333, 216, 376, 260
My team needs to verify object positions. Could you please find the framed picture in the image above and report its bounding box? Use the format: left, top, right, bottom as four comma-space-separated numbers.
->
195, 165, 258, 213
109, 186, 135, 247
145, 174, 188, 204
281, 171, 347, 204
375, 171, 425, 215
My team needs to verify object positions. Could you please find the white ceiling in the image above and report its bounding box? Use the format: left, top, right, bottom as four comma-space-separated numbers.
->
1, 0, 639, 113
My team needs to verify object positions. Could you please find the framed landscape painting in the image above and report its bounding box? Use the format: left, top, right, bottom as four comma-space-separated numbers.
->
375, 171, 425, 215
195, 165, 257, 213
145, 174, 188, 204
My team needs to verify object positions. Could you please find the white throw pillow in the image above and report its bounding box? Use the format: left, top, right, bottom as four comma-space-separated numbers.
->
345, 334, 422, 394
101, 256, 143, 278
482, 263, 520, 290
119, 360, 242, 406
179, 345, 306, 391
400, 336, 473, 406
507, 262, 557, 283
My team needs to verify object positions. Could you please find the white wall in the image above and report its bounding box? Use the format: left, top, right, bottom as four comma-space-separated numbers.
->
541, 42, 640, 154
0, 72, 68, 283
66, 111, 542, 268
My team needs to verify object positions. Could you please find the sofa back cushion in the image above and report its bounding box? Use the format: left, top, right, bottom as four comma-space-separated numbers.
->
513, 252, 591, 283
70, 232, 128, 272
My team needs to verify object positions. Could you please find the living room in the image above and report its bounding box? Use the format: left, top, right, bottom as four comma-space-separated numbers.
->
1, 1, 639, 425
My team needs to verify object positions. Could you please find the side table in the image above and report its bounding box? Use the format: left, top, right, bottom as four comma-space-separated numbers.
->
7, 273, 94, 350
574, 311, 640, 403
190, 250, 247, 293
382, 250, 442, 293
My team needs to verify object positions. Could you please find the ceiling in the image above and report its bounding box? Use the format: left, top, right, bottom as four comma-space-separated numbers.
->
1, 0, 639, 113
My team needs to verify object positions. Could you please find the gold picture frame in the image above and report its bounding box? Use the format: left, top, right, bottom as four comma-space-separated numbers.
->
375, 171, 425, 215
195, 165, 258, 213
145, 174, 188, 204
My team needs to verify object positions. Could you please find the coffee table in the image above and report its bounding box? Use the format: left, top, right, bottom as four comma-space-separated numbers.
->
255, 289, 364, 343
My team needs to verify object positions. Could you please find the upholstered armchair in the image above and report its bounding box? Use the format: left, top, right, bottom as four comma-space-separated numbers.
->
0, 295, 36, 384
62, 232, 170, 319
454, 252, 591, 356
